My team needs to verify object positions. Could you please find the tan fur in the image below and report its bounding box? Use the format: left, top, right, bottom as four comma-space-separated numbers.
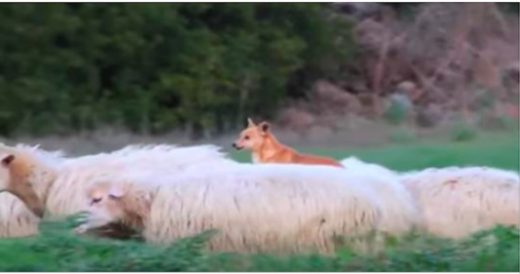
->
0, 148, 54, 218
233, 118, 342, 167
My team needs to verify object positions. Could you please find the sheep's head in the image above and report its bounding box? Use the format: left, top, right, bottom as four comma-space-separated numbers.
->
0, 153, 14, 190
76, 181, 151, 235
0, 152, 45, 218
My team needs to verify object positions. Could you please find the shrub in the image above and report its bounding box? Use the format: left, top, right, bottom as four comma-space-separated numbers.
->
383, 94, 413, 125
450, 115, 477, 142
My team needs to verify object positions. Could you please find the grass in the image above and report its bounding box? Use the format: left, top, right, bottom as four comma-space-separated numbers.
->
232, 130, 519, 171
0, 130, 518, 271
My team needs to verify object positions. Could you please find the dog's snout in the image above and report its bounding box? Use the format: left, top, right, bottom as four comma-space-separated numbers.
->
232, 143, 237, 148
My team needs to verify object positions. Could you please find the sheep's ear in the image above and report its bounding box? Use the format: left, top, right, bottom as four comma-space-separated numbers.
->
247, 117, 256, 127
1, 154, 15, 166
108, 186, 124, 199
259, 121, 270, 133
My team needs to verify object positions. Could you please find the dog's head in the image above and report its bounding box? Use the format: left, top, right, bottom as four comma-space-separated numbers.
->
232, 118, 271, 151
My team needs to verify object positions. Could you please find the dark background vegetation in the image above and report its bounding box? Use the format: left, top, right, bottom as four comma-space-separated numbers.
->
0, 3, 517, 140
0, 3, 355, 137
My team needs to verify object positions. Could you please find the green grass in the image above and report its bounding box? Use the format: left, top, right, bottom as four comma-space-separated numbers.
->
0, 131, 518, 271
232, 131, 519, 171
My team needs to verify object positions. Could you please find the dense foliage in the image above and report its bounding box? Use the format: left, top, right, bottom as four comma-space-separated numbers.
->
0, 3, 356, 137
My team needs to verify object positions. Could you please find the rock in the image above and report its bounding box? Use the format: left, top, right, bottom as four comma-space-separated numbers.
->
416, 103, 444, 128
312, 80, 363, 115
278, 107, 316, 132
357, 93, 385, 118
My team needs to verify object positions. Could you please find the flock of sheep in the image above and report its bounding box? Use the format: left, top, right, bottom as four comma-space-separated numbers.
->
0, 143, 518, 254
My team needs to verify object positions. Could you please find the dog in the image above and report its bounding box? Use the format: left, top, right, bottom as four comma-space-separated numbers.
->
232, 118, 342, 168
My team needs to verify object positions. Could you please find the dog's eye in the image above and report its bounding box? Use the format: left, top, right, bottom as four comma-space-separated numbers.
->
90, 197, 102, 205
244, 135, 250, 140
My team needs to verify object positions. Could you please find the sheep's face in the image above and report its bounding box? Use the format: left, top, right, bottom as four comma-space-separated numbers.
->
0, 153, 44, 218
81, 183, 127, 231
232, 118, 270, 151
0, 153, 14, 190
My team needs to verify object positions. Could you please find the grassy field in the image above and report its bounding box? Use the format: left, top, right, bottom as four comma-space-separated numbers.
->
0, 131, 518, 271
232, 131, 519, 171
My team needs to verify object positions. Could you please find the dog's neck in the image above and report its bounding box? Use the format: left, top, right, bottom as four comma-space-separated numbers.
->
252, 133, 288, 163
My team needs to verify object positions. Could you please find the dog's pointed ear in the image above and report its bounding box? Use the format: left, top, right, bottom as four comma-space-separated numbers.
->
1, 154, 15, 166
259, 121, 270, 133
247, 117, 256, 127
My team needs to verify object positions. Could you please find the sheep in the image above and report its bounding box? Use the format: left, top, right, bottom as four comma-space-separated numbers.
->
76, 163, 417, 254
0, 193, 40, 237
340, 157, 419, 235
340, 157, 400, 181
400, 167, 520, 239
44, 144, 236, 216
0, 143, 235, 237
341, 157, 520, 239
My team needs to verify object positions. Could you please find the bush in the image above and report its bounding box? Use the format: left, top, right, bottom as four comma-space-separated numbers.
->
450, 122, 478, 142
383, 94, 413, 125
0, 3, 358, 138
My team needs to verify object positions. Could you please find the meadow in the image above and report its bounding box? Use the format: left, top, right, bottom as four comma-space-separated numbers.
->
0, 130, 518, 272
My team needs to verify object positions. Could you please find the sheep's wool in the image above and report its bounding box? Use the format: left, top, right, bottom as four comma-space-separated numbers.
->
401, 167, 520, 238
139, 164, 386, 254
0, 143, 233, 237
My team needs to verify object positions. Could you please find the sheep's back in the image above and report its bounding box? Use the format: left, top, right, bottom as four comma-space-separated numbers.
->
401, 167, 520, 238
145, 164, 383, 253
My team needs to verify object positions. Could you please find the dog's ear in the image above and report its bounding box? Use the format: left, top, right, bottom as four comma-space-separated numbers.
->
259, 121, 270, 133
247, 117, 256, 127
1, 154, 15, 166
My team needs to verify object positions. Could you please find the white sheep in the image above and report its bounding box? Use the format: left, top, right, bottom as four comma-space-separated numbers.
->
76, 163, 423, 254
0, 143, 235, 237
341, 157, 520, 239
341, 157, 419, 235
341, 157, 400, 180
0, 193, 40, 237
45, 144, 236, 216
400, 166, 520, 238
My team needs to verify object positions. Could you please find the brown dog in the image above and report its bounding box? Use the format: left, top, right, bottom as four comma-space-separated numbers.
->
232, 118, 342, 168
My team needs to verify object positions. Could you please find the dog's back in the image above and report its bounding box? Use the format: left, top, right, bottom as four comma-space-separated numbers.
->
292, 152, 343, 167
